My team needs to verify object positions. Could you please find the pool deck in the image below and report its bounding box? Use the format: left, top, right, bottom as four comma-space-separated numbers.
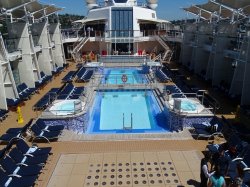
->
0, 61, 235, 187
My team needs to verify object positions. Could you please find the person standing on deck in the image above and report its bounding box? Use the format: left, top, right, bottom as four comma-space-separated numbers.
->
200, 152, 215, 187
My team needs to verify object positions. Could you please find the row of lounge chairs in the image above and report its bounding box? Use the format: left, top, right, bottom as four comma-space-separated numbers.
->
35, 71, 52, 88
155, 69, 170, 83
57, 83, 84, 100
17, 83, 37, 100
75, 67, 94, 82
62, 71, 76, 83
33, 88, 60, 111
0, 119, 64, 143
6, 83, 38, 108
0, 139, 52, 187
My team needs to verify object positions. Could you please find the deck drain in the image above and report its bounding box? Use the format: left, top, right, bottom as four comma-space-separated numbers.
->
133, 163, 136, 166
154, 162, 158, 165
162, 167, 167, 171
111, 163, 115, 166
141, 174, 146, 177
111, 175, 115, 179
118, 181, 123, 185
97, 164, 101, 167
126, 174, 130, 178
148, 168, 152, 171
134, 181, 139, 184
140, 168, 144, 171
111, 169, 115, 172
90, 164, 93, 167
172, 173, 176, 176
126, 163, 130, 166
95, 175, 99, 179
150, 180, 155, 184
94, 182, 98, 186
118, 169, 122, 172
96, 169, 100, 173
103, 169, 107, 172
134, 174, 138, 178
158, 180, 163, 183
161, 162, 165, 165
86, 182, 90, 186
126, 181, 131, 185
174, 179, 179, 183
168, 162, 172, 165
102, 182, 106, 185
126, 168, 130, 172
133, 168, 137, 172
166, 180, 171, 183
118, 175, 122, 178
157, 173, 161, 177
155, 167, 159, 171
170, 167, 174, 170
142, 180, 147, 184
110, 181, 115, 185
147, 162, 150, 165
87, 176, 91, 179
118, 163, 122, 166
104, 163, 108, 167
103, 175, 107, 179
140, 162, 144, 165
164, 173, 169, 177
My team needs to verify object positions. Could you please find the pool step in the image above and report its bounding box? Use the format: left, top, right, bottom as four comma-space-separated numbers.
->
131, 94, 137, 97
113, 95, 118, 98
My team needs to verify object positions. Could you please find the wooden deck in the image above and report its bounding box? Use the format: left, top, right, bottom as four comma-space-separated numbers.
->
0, 61, 235, 187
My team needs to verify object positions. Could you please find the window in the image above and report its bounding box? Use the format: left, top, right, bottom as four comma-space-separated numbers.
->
112, 8, 133, 37
114, 0, 128, 3
152, 13, 155, 18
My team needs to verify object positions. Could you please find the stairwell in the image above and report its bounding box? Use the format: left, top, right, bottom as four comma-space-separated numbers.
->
72, 37, 90, 63
154, 35, 174, 62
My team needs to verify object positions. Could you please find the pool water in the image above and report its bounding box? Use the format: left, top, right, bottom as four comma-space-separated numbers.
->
102, 68, 147, 84
87, 90, 169, 133
181, 100, 197, 111
49, 100, 82, 115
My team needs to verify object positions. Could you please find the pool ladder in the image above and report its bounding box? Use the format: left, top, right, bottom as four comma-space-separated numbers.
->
123, 113, 133, 130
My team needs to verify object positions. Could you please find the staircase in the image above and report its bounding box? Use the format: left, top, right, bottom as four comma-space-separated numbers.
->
72, 37, 89, 63
154, 35, 173, 62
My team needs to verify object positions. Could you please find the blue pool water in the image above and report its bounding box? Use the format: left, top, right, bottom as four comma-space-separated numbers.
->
181, 100, 197, 111
102, 68, 147, 84
87, 90, 169, 133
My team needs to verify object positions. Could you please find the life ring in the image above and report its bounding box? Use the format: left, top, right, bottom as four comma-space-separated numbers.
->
121, 74, 128, 83
166, 90, 171, 95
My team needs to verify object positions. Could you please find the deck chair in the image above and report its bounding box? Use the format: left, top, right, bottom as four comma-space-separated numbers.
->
8, 148, 48, 166
35, 119, 64, 131
0, 169, 38, 187
0, 156, 42, 176
16, 139, 51, 156
0, 119, 33, 143
30, 125, 61, 143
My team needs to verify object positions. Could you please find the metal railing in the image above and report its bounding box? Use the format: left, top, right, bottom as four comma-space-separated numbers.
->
61, 29, 183, 41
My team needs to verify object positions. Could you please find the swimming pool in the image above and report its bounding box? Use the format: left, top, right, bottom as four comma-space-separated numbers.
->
87, 90, 169, 133
49, 100, 83, 116
102, 68, 147, 84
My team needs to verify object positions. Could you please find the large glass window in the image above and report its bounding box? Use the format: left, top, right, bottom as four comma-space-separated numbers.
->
114, 0, 128, 3
111, 8, 133, 37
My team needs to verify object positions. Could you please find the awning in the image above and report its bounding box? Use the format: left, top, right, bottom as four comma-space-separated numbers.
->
137, 18, 169, 23
74, 17, 107, 24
